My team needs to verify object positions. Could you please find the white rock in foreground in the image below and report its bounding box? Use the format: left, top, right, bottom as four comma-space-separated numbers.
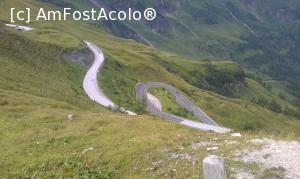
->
231, 133, 241, 137
66, 114, 75, 120
207, 147, 219, 151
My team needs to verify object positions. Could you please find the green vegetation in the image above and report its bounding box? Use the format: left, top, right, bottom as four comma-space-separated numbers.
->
63, 0, 300, 102
0, 0, 300, 177
1, 0, 298, 133
99, 54, 140, 111
20, 154, 112, 178
182, 62, 246, 97
0, 29, 89, 108
152, 55, 246, 97
148, 87, 199, 121
0, 88, 282, 178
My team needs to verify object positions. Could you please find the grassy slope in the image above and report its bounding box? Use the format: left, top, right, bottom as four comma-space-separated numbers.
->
1, 0, 300, 134
0, 0, 300, 177
83, 0, 300, 102
0, 31, 88, 106
3, 88, 289, 178
148, 87, 199, 121
98, 46, 300, 133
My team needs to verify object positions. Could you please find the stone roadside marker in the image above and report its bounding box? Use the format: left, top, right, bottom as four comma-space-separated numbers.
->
203, 155, 226, 179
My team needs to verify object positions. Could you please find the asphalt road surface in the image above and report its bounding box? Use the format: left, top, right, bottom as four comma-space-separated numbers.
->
83, 42, 230, 132
5, 24, 34, 31
136, 82, 231, 133
147, 93, 162, 112
83, 41, 136, 115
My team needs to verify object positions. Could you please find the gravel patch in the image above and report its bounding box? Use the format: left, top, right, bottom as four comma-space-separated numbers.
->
236, 139, 300, 178
231, 168, 254, 179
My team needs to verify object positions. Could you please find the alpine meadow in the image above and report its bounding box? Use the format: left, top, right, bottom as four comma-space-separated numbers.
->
1, 0, 300, 178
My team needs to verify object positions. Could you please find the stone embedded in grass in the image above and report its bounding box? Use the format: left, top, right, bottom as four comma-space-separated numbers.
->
169, 152, 192, 160
192, 141, 213, 149
224, 140, 238, 145
207, 147, 219, 151
231, 133, 242, 137
82, 147, 94, 154
66, 114, 76, 120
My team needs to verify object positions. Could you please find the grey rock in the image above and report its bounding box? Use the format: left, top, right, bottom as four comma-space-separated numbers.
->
64, 47, 94, 69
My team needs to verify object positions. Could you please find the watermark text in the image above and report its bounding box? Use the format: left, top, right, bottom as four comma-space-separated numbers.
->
10, 8, 157, 23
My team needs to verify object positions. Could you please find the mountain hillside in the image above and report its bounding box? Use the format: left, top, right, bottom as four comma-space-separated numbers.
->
1, 0, 300, 178
0, 0, 298, 140
63, 0, 300, 104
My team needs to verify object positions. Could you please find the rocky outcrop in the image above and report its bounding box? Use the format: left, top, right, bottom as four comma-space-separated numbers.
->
63, 47, 94, 69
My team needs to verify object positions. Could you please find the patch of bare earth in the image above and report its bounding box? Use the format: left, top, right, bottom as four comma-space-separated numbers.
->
235, 139, 300, 178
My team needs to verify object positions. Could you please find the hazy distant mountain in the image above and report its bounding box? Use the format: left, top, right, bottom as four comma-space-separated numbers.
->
43, 0, 300, 101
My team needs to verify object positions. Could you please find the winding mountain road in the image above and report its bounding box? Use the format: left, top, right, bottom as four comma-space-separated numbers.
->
83, 42, 230, 133
83, 41, 136, 115
136, 82, 231, 133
